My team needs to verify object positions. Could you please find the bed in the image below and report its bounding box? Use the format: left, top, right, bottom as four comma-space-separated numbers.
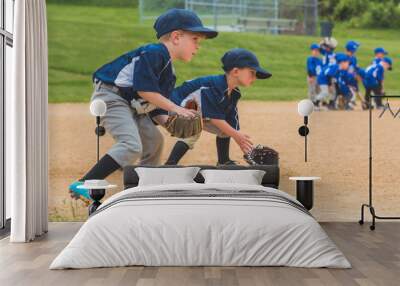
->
50, 165, 350, 269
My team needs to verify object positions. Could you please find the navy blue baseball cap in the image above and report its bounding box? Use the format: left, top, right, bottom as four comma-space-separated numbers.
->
345, 40, 360, 52
374, 47, 388, 55
221, 48, 272, 79
154, 9, 218, 39
335, 53, 350, 63
310, 43, 320, 50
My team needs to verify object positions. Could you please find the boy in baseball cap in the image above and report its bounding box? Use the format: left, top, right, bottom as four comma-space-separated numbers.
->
162, 48, 271, 166
334, 53, 356, 110
306, 43, 323, 108
319, 37, 338, 67
345, 40, 364, 107
316, 53, 352, 110
69, 9, 218, 201
372, 47, 388, 65
360, 57, 393, 109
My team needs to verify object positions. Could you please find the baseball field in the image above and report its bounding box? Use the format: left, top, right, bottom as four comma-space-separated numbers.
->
48, 3, 400, 221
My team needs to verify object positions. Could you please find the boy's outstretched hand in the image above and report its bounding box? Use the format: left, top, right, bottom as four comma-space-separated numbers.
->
233, 132, 253, 154
171, 105, 198, 118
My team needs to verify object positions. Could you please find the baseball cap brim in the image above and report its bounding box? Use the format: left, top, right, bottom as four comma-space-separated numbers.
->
183, 26, 218, 38
255, 66, 272, 79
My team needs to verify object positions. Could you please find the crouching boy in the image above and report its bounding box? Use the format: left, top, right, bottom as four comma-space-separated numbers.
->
69, 9, 218, 201
162, 48, 272, 165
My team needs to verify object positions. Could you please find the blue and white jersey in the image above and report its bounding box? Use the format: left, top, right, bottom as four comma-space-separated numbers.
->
320, 49, 336, 67
93, 43, 176, 102
335, 69, 353, 98
317, 64, 338, 85
347, 55, 359, 88
372, 57, 382, 65
171, 75, 241, 130
361, 63, 385, 89
348, 55, 358, 74
306, 56, 323, 77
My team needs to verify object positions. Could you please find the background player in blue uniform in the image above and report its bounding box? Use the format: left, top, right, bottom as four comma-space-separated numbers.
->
69, 9, 218, 201
316, 60, 338, 110
372, 47, 388, 65
306, 43, 322, 107
360, 57, 393, 109
316, 53, 351, 110
334, 53, 355, 110
344, 40, 364, 107
162, 48, 272, 166
319, 37, 338, 67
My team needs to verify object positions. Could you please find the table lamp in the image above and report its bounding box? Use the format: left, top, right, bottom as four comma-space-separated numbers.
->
89, 99, 107, 163
297, 99, 314, 162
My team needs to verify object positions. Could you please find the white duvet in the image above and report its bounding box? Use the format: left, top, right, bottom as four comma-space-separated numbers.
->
50, 183, 351, 269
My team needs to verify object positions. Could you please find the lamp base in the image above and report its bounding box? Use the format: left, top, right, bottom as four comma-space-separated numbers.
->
95, 126, 106, 136
88, 189, 105, 215
298, 126, 309, 136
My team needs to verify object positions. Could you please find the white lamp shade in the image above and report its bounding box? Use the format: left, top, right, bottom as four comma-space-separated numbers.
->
298, 99, 314, 116
90, 99, 107, 117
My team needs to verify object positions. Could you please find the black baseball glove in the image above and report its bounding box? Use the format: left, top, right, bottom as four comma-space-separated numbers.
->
244, 145, 279, 165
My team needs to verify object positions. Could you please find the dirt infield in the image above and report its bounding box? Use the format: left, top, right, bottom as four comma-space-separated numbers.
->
49, 101, 400, 221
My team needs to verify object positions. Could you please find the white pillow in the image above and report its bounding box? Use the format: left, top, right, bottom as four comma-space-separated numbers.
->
135, 167, 200, 186
200, 169, 266, 185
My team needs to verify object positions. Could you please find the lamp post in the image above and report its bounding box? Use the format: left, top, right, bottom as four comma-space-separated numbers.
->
89, 99, 107, 163
297, 99, 314, 162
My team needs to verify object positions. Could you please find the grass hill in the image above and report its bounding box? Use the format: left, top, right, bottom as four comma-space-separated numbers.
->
47, 3, 400, 103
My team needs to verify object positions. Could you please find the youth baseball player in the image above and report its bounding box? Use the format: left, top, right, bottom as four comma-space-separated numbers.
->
372, 47, 388, 65
334, 54, 355, 110
161, 48, 272, 166
345, 40, 364, 107
320, 37, 338, 67
360, 57, 393, 109
306, 43, 323, 108
316, 53, 351, 110
69, 9, 218, 201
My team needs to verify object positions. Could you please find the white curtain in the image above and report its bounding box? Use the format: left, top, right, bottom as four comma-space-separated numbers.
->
8, 0, 48, 242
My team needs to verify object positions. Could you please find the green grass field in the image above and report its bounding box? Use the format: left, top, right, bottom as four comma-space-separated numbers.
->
47, 4, 400, 103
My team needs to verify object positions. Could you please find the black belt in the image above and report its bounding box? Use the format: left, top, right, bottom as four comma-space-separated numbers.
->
95, 80, 137, 102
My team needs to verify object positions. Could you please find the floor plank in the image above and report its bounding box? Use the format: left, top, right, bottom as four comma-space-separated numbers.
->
0, 222, 399, 286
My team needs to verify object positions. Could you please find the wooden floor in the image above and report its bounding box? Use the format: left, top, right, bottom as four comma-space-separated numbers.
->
0, 222, 399, 286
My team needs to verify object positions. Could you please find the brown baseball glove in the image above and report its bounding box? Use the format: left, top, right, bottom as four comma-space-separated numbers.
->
244, 145, 279, 165
164, 100, 203, 138
319, 37, 338, 49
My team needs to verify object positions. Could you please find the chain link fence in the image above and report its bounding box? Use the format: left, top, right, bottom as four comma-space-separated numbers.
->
139, 0, 318, 35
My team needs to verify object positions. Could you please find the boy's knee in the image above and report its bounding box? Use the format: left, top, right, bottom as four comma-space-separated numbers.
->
122, 138, 143, 158
150, 132, 164, 154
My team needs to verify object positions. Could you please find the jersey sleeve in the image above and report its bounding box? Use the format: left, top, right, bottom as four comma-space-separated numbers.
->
171, 80, 201, 105
132, 50, 164, 94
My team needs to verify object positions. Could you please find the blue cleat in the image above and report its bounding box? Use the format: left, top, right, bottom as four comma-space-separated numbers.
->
69, 181, 92, 204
